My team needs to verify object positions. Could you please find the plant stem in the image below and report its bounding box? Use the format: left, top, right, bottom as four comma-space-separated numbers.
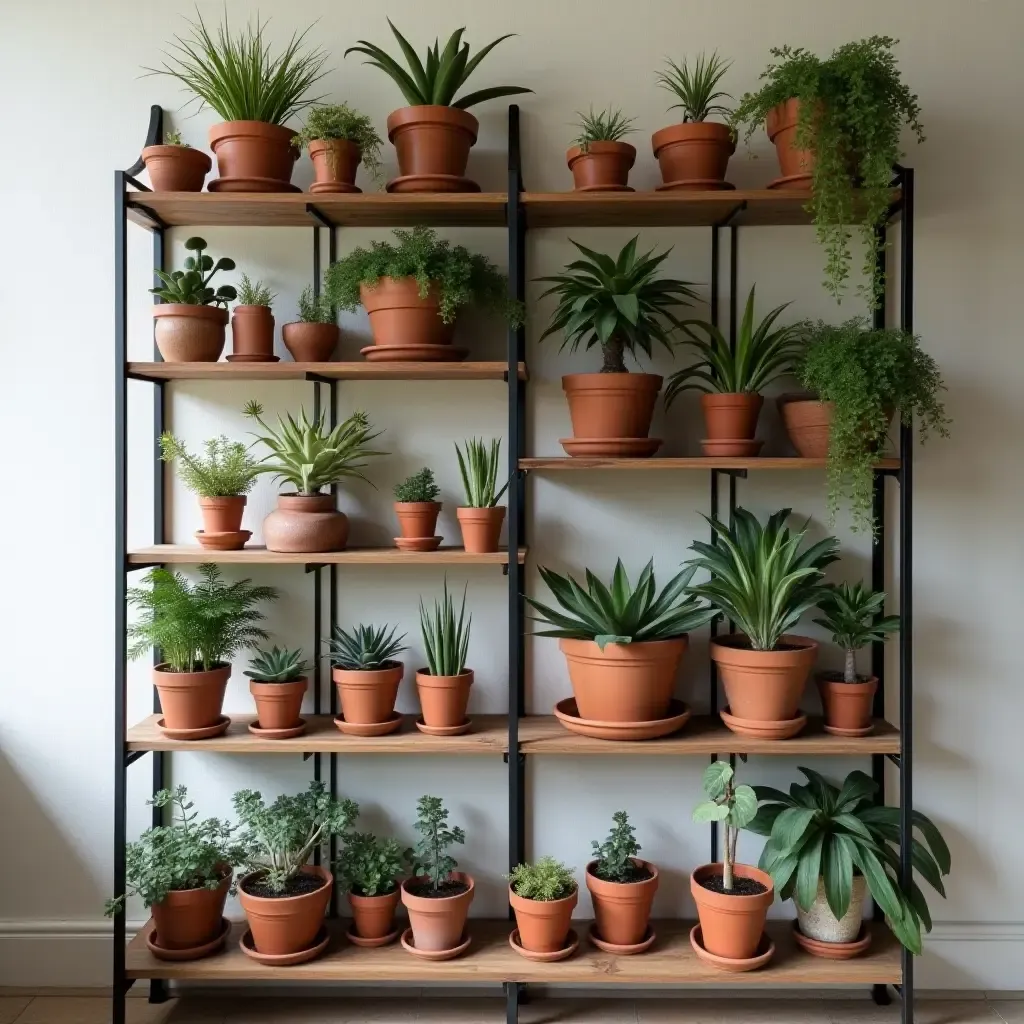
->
844, 646, 857, 684
601, 336, 627, 373
723, 825, 734, 891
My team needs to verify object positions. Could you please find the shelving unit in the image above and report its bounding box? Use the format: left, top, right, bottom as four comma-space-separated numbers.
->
114, 104, 915, 1024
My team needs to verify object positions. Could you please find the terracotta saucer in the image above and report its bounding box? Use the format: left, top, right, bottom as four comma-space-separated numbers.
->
226, 354, 280, 363
792, 920, 872, 960
560, 437, 662, 458
239, 926, 330, 966
701, 439, 764, 457
394, 536, 442, 552
145, 917, 230, 962
766, 173, 812, 192
588, 923, 656, 955
247, 720, 306, 740
574, 184, 635, 192
720, 707, 807, 740
690, 925, 775, 972
334, 712, 403, 737
400, 927, 471, 960
346, 924, 400, 948
195, 530, 251, 551
657, 179, 736, 192
360, 344, 469, 363
823, 722, 875, 737
415, 718, 472, 737
387, 174, 480, 194
509, 927, 578, 962
553, 697, 691, 741
308, 182, 361, 194
157, 716, 230, 741
208, 177, 301, 193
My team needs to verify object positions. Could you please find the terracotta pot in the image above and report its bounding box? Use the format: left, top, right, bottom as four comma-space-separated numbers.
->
691, 863, 775, 960
231, 305, 275, 360
395, 501, 442, 540
509, 884, 578, 954
262, 494, 349, 553
779, 395, 833, 458
456, 506, 505, 553
400, 872, 475, 952
349, 888, 401, 940
702, 393, 763, 441
586, 859, 658, 946
142, 145, 211, 192
387, 106, 479, 182
308, 139, 362, 193
208, 121, 297, 191
360, 278, 453, 349
566, 142, 636, 191
415, 669, 473, 728
237, 865, 332, 956
651, 122, 734, 187
199, 495, 246, 534
797, 876, 866, 946
153, 305, 228, 363
249, 677, 307, 731
153, 663, 230, 731
765, 99, 818, 188
151, 868, 230, 951
818, 674, 877, 733
562, 373, 663, 443
558, 638, 687, 722
333, 664, 403, 725
282, 322, 339, 362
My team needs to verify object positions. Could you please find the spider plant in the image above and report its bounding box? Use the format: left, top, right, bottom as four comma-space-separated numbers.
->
814, 582, 900, 683
419, 579, 471, 677
656, 52, 733, 122
571, 107, 637, 149
455, 438, 508, 508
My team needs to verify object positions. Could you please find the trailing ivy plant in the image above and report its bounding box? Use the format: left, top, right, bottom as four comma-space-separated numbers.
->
406, 795, 465, 892
590, 811, 644, 883
159, 433, 260, 498
336, 831, 406, 897
506, 857, 577, 901
292, 103, 384, 185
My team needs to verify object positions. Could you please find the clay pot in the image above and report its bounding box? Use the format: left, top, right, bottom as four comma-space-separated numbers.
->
559, 638, 687, 723
153, 663, 230, 732
142, 145, 211, 192
199, 496, 246, 534
797, 877, 866, 946
333, 664, 403, 726
349, 888, 401, 940
237, 865, 332, 956
208, 121, 297, 192
702, 393, 763, 442
456, 506, 505, 553
151, 868, 230, 951
585, 859, 658, 947
400, 872, 475, 952
562, 373, 663, 445
509, 884, 578, 954
262, 494, 349, 553
250, 677, 307, 731
765, 99, 817, 188
415, 669, 473, 728
567, 142, 636, 191
651, 122, 734, 188
818, 674, 877, 733
395, 501, 442, 540
779, 394, 833, 458
360, 278, 453, 349
387, 106, 479, 185
691, 863, 775, 960
308, 139, 362, 193
153, 305, 228, 363
231, 305, 275, 360
282, 322, 339, 363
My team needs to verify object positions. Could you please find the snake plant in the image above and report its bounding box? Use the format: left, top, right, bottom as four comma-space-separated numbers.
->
419, 579, 471, 677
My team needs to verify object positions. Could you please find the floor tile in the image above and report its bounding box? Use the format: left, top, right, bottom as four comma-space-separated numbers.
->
222, 996, 421, 1023
989, 1001, 1024, 1024
521, 999, 638, 1024
11, 997, 193, 1024
638, 998, 828, 1024
826, 999, 1002, 1024
0, 999, 30, 1024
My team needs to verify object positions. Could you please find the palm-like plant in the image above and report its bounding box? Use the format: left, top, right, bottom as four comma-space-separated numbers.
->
420, 579, 471, 677
815, 583, 900, 683
455, 438, 508, 508
571, 107, 637, 148
537, 237, 700, 374
656, 52, 733, 122
327, 623, 407, 671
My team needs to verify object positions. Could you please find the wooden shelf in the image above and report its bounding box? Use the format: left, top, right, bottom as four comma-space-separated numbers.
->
521, 457, 901, 471
127, 545, 525, 566
128, 361, 525, 382
126, 918, 899, 984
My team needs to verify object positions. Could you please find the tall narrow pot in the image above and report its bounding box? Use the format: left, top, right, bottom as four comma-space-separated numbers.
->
262, 494, 349, 553
387, 106, 479, 188
334, 663, 403, 725
651, 122, 734, 188
415, 669, 472, 728
208, 121, 297, 192
566, 142, 636, 191
401, 872, 474, 952
348, 888, 401, 940
230, 305, 275, 360
509, 885, 578, 954
153, 305, 227, 363
153, 663, 230, 732
142, 145, 211, 192
308, 139, 362, 193
586, 859, 658, 946
360, 278, 453, 350
691, 863, 774, 960
151, 868, 231, 951
562, 373, 663, 445
282, 322, 339, 362
456, 506, 505, 553
237, 865, 332, 956
249, 677, 307, 731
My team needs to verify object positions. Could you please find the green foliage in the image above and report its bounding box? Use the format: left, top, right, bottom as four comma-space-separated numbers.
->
537, 236, 699, 374
244, 645, 308, 683
159, 433, 259, 498
127, 564, 277, 673
571, 107, 636, 149
327, 623, 407, 671
731, 37, 924, 304
406, 795, 465, 892
336, 831, 406, 897
105, 787, 246, 915
528, 559, 718, 651
692, 762, 758, 890
657, 52, 733, 122
798, 319, 949, 532
455, 437, 508, 508
236, 274, 275, 307
147, 10, 328, 124
394, 467, 440, 503
345, 21, 531, 109
506, 857, 577, 902
590, 811, 641, 884
234, 781, 358, 894
814, 582, 900, 683
686, 507, 839, 652
164, 129, 189, 147
324, 226, 523, 327
748, 768, 951, 954
151, 237, 236, 307
291, 103, 384, 185
419, 578, 471, 677
296, 284, 335, 324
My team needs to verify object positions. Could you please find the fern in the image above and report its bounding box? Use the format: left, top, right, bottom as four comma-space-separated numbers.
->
159, 434, 260, 498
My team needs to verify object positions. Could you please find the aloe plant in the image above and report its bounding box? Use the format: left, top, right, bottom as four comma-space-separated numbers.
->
419, 579, 471, 677
244, 646, 308, 683
455, 438, 508, 508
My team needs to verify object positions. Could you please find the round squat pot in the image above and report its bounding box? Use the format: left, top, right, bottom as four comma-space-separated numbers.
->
153, 305, 228, 363
415, 668, 473, 729
262, 494, 349, 553
231, 305, 276, 361
395, 501, 442, 540
333, 663, 404, 726
250, 677, 307, 731
237, 865, 332, 956
208, 121, 297, 192
765, 99, 817, 189
797, 877, 867, 946
567, 142, 636, 192
308, 139, 362, 194
562, 373, 663, 445
817, 674, 877, 733
456, 506, 505, 554
387, 106, 479, 188
701, 393, 763, 443
651, 122, 734, 189
348, 887, 401, 940
199, 495, 246, 535
282, 322, 340, 363
585, 858, 658, 947
142, 145, 211, 192
360, 278, 454, 351
151, 867, 231, 951
153, 663, 230, 732
400, 872, 475, 952
509, 884, 578, 954
778, 394, 833, 459
691, 863, 775, 961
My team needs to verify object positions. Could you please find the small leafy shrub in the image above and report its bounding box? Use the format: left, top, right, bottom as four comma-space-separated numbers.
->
692, 762, 758, 891
296, 284, 335, 325
164, 129, 189, 147
571, 107, 636, 150
159, 434, 260, 498
244, 646, 308, 683
405, 795, 465, 892
455, 438, 508, 508
236, 274, 275, 307
590, 811, 644, 883
327, 623, 407, 671
394, 467, 440, 503
419, 579, 471, 677
657, 52, 733, 123
815, 582, 900, 683
506, 857, 576, 901
292, 102, 384, 184
337, 831, 406, 897
152, 237, 236, 307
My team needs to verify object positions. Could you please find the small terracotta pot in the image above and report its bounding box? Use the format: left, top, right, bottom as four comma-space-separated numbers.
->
779, 395, 833, 458
395, 501, 442, 540
349, 888, 401, 940
250, 677, 307, 731
153, 663, 230, 732
586, 859, 658, 947
142, 145, 211, 192
415, 668, 473, 728
208, 121, 297, 192
151, 868, 230, 951
333, 664, 403, 725
237, 865, 332, 956
509, 885, 578, 954
765, 99, 818, 188
818, 674, 877, 733
562, 373, 663, 443
360, 278, 453, 349
567, 142, 636, 191
387, 106, 479, 184
262, 493, 349, 553
401, 872, 475, 952
153, 305, 228, 363
651, 122, 734, 188
691, 863, 775, 960
308, 139, 362, 193
231, 305, 275, 360
282, 322, 339, 362
797, 876, 867, 945
456, 506, 505, 553
559, 638, 687, 723
702, 393, 763, 442
199, 495, 246, 534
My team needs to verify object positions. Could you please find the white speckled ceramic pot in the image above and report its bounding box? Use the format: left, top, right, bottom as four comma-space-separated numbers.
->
796, 876, 866, 943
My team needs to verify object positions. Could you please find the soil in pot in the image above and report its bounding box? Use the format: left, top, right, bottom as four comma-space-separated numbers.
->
765, 98, 818, 189
387, 106, 479, 190
208, 121, 298, 192
262, 494, 349, 553
652, 122, 734, 189
199, 496, 246, 535
817, 673, 877, 734
231, 306, 276, 361
456, 506, 505, 553
691, 863, 774, 961
237, 865, 332, 956
401, 872, 474, 952
348, 887, 401, 941
142, 145, 211, 192
562, 373, 663, 451
151, 869, 230, 951
334, 663, 403, 726
153, 663, 230, 732
585, 859, 658, 947
395, 501, 442, 541
509, 885, 578, 954
778, 395, 833, 459
153, 305, 228, 363
250, 677, 307, 731
415, 669, 473, 728
360, 278, 454, 351
309, 139, 362, 194
282, 322, 340, 362
567, 142, 636, 191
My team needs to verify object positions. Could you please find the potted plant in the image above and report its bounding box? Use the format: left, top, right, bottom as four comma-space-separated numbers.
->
686, 508, 839, 739
416, 580, 472, 735
538, 237, 699, 457
149, 11, 328, 192
455, 438, 508, 553
813, 583, 900, 735
127, 565, 277, 739
336, 829, 406, 946
105, 787, 245, 959
690, 761, 772, 969
328, 622, 408, 732
400, 795, 474, 957
282, 284, 339, 362
731, 37, 924, 304
159, 433, 259, 550
234, 781, 357, 962
664, 285, 805, 456
506, 857, 578, 959
244, 646, 310, 738
652, 52, 734, 190
292, 102, 384, 193
394, 467, 442, 551
244, 401, 385, 552
566, 107, 637, 192
750, 767, 950, 956
345, 22, 531, 192
229, 275, 277, 362
586, 811, 657, 953
324, 226, 524, 362
151, 237, 236, 363
141, 128, 211, 192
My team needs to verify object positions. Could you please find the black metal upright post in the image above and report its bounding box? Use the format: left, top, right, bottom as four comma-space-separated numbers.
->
327, 222, 340, 916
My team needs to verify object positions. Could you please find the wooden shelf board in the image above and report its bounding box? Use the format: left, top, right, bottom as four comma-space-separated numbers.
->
127, 545, 525, 566
129, 361, 525, 382
126, 918, 899, 983
521, 457, 901, 471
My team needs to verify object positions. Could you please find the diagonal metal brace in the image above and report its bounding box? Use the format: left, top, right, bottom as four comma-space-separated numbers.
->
305, 373, 334, 385
715, 200, 747, 228
305, 204, 333, 229
125, 750, 148, 767
305, 563, 327, 574
885, 753, 902, 768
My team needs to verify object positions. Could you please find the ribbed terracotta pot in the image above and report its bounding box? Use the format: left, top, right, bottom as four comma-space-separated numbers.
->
250, 677, 307, 731
208, 121, 297, 191
142, 145, 211, 192
153, 305, 227, 363
562, 373, 663, 442
282, 322, 339, 362
387, 106, 479, 184
797, 876, 867, 945
415, 668, 473, 728
456, 506, 505, 553
567, 142, 636, 191
651, 122, 734, 188
702, 393, 763, 441
237, 865, 332, 956
262, 494, 349, 553
395, 501, 441, 540
308, 138, 362, 193
334, 663, 403, 725
778, 395, 833, 458
199, 495, 246, 534
349, 888, 401, 940
151, 868, 230, 951
231, 305, 275, 360
153, 663, 230, 732
401, 872, 474, 952
691, 863, 775, 960
360, 278, 453, 349
818, 674, 877, 733
765, 99, 818, 188
509, 884, 578, 954
586, 859, 658, 946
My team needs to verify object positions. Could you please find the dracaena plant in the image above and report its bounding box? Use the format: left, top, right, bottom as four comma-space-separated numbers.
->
455, 438, 508, 508
656, 51, 734, 122
291, 103, 385, 185
749, 768, 951, 954
406, 795, 465, 892
159, 433, 260, 498
327, 623, 407, 671
151, 237, 236, 307
394, 467, 440, 504
571, 107, 637, 149
506, 857, 577, 902
336, 831, 406, 897
692, 762, 758, 891
244, 645, 308, 683
419, 579, 471, 677
814, 583, 900, 684
590, 811, 643, 883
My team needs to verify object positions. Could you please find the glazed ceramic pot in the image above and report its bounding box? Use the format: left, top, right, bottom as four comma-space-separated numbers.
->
586, 859, 658, 947
765, 99, 818, 188
237, 865, 332, 956
509, 884, 578, 954
691, 863, 775, 960
779, 394, 833, 458
797, 877, 867, 945
395, 501, 442, 540
651, 122, 734, 189
208, 121, 297, 192
400, 872, 474, 952
231, 305, 275, 360
151, 868, 230, 951
562, 373, 663, 446
282, 322, 340, 362
250, 677, 307, 731
387, 106, 479, 189
153, 305, 228, 363
199, 496, 246, 534
566, 142, 636, 191
334, 663, 403, 725
142, 145, 211, 192
818, 674, 877, 733
349, 888, 401, 940
456, 506, 505, 553
262, 494, 349, 553
308, 139, 362, 193
153, 663, 230, 732
360, 278, 454, 350
415, 669, 473, 728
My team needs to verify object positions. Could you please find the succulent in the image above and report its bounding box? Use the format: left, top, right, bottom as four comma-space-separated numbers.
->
455, 438, 508, 508
151, 236, 236, 307
327, 623, 407, 671
244, 645, 308, 683
420, 579, 471, 677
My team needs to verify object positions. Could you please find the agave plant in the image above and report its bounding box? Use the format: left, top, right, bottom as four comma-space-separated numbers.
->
244, 646, 308, 683
814, 582, 900, 683
327, 623, 407, 671
420, 579, 471, 677
571, 107, 637, 149
455, 438, 508, 508
656, 51, 733, 122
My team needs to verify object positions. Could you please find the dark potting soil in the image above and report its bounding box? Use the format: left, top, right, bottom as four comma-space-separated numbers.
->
698, 873, 768, 897
718, 636, 807, 653
241, 872, 325, 900
819, 670, 872, 683
592, 863, 654, 885
404, 880, 470, 900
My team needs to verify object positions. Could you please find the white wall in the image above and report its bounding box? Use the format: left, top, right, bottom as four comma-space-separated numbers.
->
1, 0, 1022, 992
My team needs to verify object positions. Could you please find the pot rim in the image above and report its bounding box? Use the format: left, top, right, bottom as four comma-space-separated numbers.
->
308, 137, 361, 152
456, 505, 506, 517
508, 883, 579, 911
142, 144, 212, 161
566, 141, 637, 164
777, 391, 824, 407
711, 633, 818, 656
414, 668, 474, 685
387, 104, 479, 139
159, 864, 233, 899
651, 120, 735, 151
558, 635, 688, 655
348, 885, 401, 904
154, 661, 230, 675
691, 862, 775, 903
152, 304, 229, 322
248, 676, 308, 691
400, 871, 475, 905
237, 864, 332, 904
394, 500, 443, 511
198, 494, 247, 504
584, 858, 658, 889
333, 662, 404, 678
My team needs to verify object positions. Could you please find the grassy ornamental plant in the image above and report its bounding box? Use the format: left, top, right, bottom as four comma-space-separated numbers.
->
236, 274, 275, 307
506, 857, 577, 901
455, 438, 508, 508
292, 103, 384, 183
327, 623, 407, 670
244, 646, 308, 683
590, 811, 644, 883
571, 107, 636, 149
692, 762, 758, 890
296, 284, 335, 324
420, 579, 471, 677
394, 467, 440, 503
815, 582, 900, 683
337, 831, 406, 897
406, 795, 465, 892
657, 51, 733, 122
152, 237, 236, 307
159, 434, 260, 498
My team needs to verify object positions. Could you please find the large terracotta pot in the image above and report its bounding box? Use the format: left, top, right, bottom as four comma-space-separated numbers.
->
282, 322, 339, 362
151, 868, 230, 951
262, 494, 349, 553
566, 142, 636, 191
360, 278, 454, 350
230, 305, 275, 360
562, 373, 663, 446
651, 122, 734, 189
333, 664, 403, 725
199, 496, 246, 534
586, 859, 658, 946
308, 139, 362, 193
142, 145, 211, 192
456, 506, 505, 553
395, 501, 442, 540
153, 663, 230, 732
153, 305, 227, 363
818, 674, 877, 733
387, 106, 479, 189
415, 669, 472, 728
797, 876, 867, 946
691, 863, 774, 960
237, 865, 332, 956
249, 677, 307, 731
401, 872, 474, 952
509, 884, 578, 954
208, 121, 297, 192
779, 394, 833, 458
349, 887, 401, 940
765, 99, 817, 189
